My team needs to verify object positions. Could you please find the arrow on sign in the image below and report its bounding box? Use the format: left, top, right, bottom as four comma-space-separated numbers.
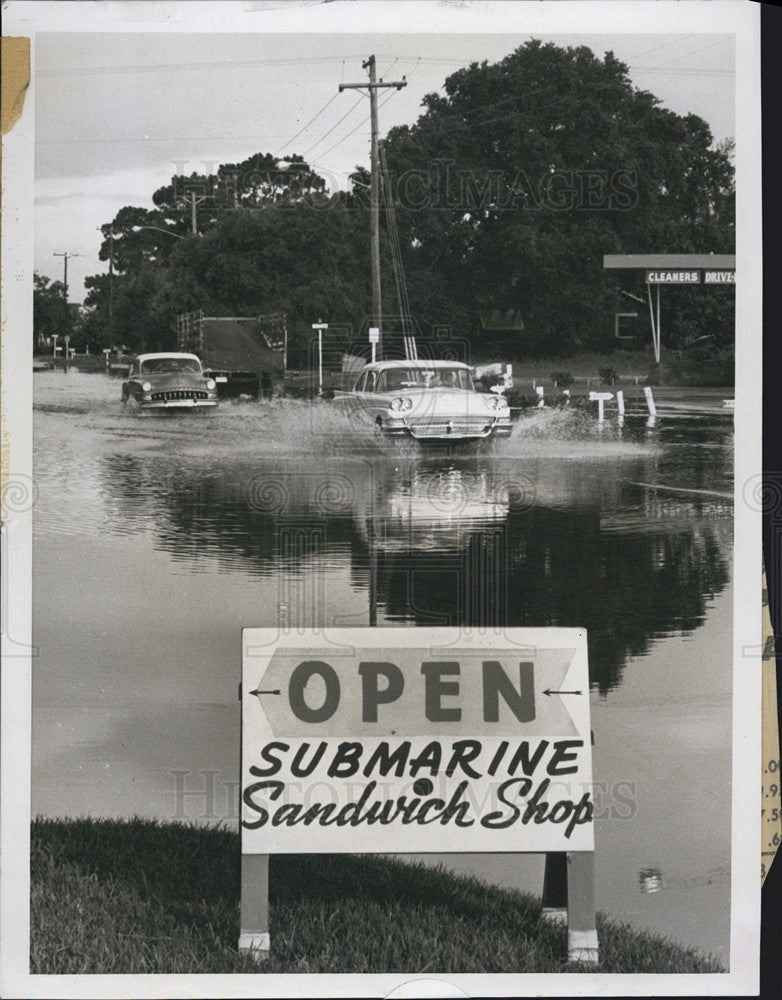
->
543, 689, 583, 697
250, 689, 281, 697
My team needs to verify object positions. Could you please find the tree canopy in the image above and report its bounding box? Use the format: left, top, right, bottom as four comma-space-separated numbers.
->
80, 40, 734, 356
33, 272, 71, 347
381, 40, 734, 351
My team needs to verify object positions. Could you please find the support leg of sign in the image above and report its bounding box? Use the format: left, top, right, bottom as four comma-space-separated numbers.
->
566, 851, 599, 964
541, 851, 568, 925
239, 853, 270, 959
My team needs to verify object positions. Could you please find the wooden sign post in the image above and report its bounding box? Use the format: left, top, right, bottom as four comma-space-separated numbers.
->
240, 627, 597, 964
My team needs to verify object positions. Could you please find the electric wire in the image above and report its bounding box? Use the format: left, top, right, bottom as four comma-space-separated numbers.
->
301, 94, 365, 158
318, 90, 397, 161
273, 91, 340, 157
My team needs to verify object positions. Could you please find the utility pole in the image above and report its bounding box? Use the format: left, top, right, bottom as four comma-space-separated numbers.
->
53, 251, 78, 302
339, 56, 406, 358
187, 191, 207, 235
108, 230, 115, 336
97, 227, 116, 344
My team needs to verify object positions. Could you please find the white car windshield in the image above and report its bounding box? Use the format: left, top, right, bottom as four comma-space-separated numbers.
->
375, 368, 474, 392
139, 358, 201, 374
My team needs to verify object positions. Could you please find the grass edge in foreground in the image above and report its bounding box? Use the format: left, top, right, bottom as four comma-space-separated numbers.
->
30, 817, 725, 975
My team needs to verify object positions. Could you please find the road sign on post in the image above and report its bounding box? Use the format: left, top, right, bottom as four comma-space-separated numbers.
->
588, 390, 613, 422
368, 326, 379, 363
240, 626, 596, 963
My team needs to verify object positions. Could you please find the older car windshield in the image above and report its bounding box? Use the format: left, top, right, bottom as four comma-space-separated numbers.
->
375, 367, 473, 392
139, 358, 201, 374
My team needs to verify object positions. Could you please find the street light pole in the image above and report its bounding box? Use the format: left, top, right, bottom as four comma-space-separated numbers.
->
131, 224, 187, 240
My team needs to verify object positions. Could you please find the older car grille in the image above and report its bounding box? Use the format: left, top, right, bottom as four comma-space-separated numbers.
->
408, 418, 493, 437
150, 390, 209, 401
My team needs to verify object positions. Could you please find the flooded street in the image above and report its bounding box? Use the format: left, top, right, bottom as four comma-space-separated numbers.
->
32, 371, 733, 962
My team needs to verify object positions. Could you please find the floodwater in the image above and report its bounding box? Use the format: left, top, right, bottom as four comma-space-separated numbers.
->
32, 371, 733, 963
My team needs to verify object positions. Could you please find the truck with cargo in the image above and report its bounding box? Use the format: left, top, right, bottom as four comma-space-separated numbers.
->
175, 310, 285, 398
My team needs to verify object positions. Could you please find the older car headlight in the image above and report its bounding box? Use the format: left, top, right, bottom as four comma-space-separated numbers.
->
206, 379, 216, 390
142, 381, 152, 392
390, 396, 413, 412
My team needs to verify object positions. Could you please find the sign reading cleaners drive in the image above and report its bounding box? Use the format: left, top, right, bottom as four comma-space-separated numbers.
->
241, 627, 594, 854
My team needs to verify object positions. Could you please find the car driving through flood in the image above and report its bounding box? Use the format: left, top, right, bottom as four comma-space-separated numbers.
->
333, 359, 512, 441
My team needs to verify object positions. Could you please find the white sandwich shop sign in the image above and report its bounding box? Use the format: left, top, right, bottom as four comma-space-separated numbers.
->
241, 627, 594, 854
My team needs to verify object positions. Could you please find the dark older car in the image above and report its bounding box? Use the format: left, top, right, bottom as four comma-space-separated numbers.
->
121, 353, 218, 411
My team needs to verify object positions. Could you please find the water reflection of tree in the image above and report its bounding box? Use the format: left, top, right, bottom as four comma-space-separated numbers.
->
98, 454, 730, 695
372, 509, 730, 695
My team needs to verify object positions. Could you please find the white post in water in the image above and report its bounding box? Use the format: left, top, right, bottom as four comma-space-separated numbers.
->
536, 385, 545, 408
643, 385, 656, 417
616, 390, 625, 425
312, 320, 328, 396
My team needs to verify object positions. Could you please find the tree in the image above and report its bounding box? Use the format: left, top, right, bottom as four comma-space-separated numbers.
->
33, 272, 70, 348
380, 40, 735, 354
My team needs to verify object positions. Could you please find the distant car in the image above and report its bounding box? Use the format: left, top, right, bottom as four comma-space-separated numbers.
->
334, 359, 512, 440
121, 353, 218, 411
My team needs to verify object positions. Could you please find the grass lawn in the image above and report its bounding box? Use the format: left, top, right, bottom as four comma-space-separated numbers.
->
30, 817, 724, 975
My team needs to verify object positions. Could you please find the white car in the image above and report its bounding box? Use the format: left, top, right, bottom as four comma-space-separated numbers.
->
334, 359, 512, 440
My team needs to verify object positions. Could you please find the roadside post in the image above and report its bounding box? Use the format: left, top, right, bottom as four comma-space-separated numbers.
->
51, 334, 59, 358
240, 626, 597, 965
588, 390, 613, 423
102, 348, 111, 371
312, 320, 328, 396
368, 326, 380, 364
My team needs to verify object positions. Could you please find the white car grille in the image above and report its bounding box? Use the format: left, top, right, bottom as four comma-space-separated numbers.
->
408, 418, 493, 438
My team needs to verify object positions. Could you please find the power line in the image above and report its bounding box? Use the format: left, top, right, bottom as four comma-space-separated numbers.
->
37, 56, 360, 79
630, 35, 696, 62
318, 90, 398, 161
633, 35, 731, 66
301, 94, 365, 158
273, 91, 340, 157
629, 66, 733, 77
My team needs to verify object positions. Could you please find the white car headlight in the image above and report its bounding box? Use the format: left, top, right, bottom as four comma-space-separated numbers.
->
391, 396, 413, 412
206, 379, 216, 390
142, 381, 152, 392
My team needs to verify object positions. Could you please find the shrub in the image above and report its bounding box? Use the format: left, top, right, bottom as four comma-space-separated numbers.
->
550, 371, 574, 388
599, 366, 618, 387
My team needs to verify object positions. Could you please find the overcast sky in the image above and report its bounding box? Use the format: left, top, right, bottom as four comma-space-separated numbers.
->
34, 29, 735, 301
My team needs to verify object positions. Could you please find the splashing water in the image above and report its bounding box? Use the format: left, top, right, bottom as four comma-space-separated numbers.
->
495, 407, 653, 458
34, 372, 654, 460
